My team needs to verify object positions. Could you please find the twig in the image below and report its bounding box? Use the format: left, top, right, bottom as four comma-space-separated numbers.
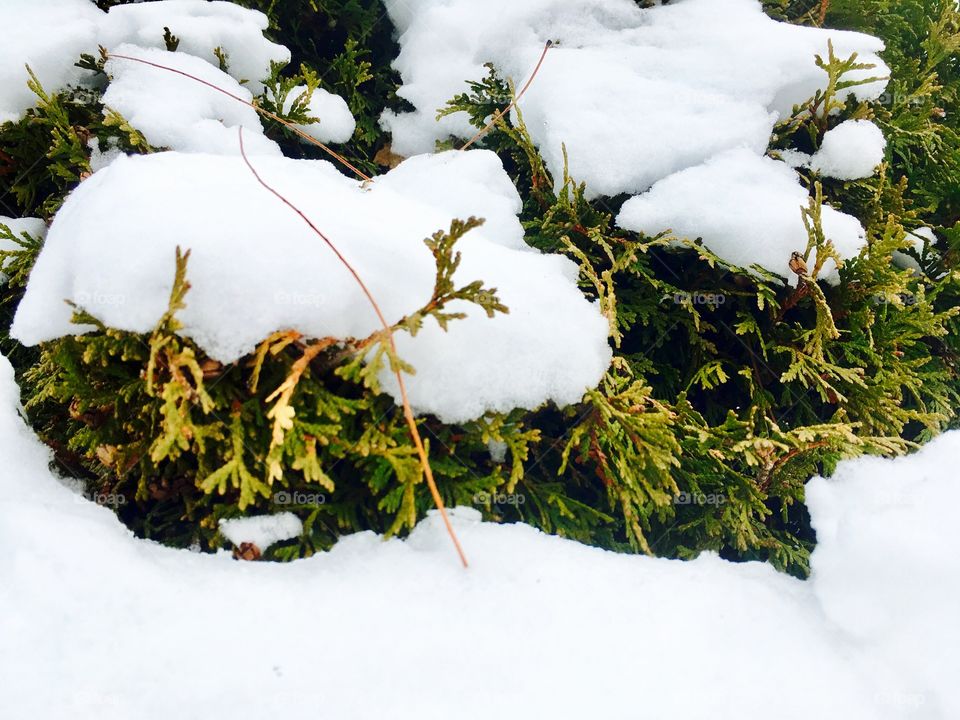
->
775, 282, 811, 323
759, 440, 831, 492
460, 40, 553, 152
105, 51, 372, 182
237, 127, 469, 568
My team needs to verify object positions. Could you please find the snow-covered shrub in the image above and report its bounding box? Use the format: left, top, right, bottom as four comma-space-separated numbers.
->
1, 0, 958, 574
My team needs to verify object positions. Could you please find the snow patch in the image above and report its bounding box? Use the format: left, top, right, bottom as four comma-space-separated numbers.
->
96, 0, 289, 94
219, 513, 303, 550
283, 85, 357, 145
0, 0, 289, 123
103, 45, 282, 156
0, 217, 46, 283
0, 0, 102, 124
11, 150, 611, 423
808, 119, 887, 180
0, 352, 955, 718
382, 0, 889, 199
617, 149, 866, 283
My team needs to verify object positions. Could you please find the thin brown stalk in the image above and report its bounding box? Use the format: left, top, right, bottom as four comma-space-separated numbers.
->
105, 51, 372, 182
460, 40, 553, 152
237, 127, 469, 568
818, 0, 830, 26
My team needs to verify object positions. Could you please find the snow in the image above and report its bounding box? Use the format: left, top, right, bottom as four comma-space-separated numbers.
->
11, 149, 611, 423
0, 352, 955, 719
283, 85, 357, 145
808, 119, 887, 180
97, 0, 289, 94
893, 227, 936, 274
0, 0, 289, 123
382, 0, 889, 199
0, 217, 46, 282
617, 149, 866, 282
0, 216, 46, 253
88, 137, 123, 173
219, 513, 304, 550
807, 439, 960, 717
909, 226, 938, 249
103, 45, 282, 156
0, 0, 102, 124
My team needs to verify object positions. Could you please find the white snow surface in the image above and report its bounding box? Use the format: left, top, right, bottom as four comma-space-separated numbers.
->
382, 0, 889, 199
219, 513, 304, 550
809, 119, 887, 180
0, 353, 955, 719
103, 45, 282, 156
0, 0, 288, 123
97, 0, 289, 94
283, 84, 357, 145
0, 0, 102, 124
617, 149, 866, 282
11, 149, 612, 423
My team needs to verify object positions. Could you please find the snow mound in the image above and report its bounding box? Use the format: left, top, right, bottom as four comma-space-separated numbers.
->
382, 0, 889, 199
617, 149, 866, 283
283, 85, 357, 145
0, 0, 289, 123
219, 513, 303, 550
0, 0, 102, 124
103, 45, 282, 156
0, 352, 955, 719
11, 150, 611, 423
807, 434, 960, 718
98, 0, 289, 94
808, 119, 887, 180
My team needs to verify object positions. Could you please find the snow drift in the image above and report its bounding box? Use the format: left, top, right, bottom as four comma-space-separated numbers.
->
0, 353, 955, 719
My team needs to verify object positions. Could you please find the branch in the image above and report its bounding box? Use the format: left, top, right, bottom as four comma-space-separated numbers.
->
237, 127, 469, 568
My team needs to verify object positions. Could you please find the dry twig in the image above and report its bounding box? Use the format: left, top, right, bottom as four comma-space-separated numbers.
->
237, 127, 468, 567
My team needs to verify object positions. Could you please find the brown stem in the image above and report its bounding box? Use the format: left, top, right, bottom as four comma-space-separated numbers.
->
775, 282, 811, 323
237, 127, 468, 568
105, 51, 372, 182
460, 41, 553, 152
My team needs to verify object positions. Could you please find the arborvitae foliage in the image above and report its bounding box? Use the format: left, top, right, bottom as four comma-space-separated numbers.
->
234, 0, 403, 173
827, 0, 960, 226
1, 0, 959, 575
437, 3, 960, 572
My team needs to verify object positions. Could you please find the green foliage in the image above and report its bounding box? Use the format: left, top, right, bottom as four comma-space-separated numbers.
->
436, 8, 960, 574
0, 64, 151, 219
1, 0, 958, 577
762, 0, 825, 24
20, 220, 524, 558
826, 0, 960, 225
237, 0, 402, 172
